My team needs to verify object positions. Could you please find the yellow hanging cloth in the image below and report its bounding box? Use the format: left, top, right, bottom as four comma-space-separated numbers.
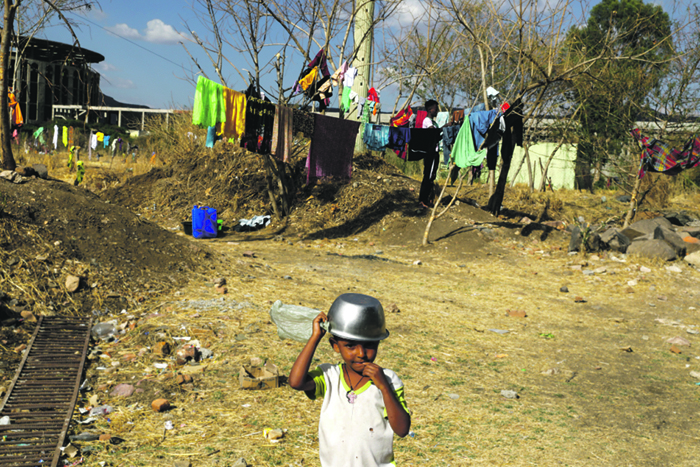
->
222, 87, 247, 140
298, 67, 319, 91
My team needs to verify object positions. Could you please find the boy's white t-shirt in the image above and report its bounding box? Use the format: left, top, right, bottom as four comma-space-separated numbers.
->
306, 363, 408, 467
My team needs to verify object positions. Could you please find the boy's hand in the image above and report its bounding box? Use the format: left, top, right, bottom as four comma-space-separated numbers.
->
311, 312, 328, 339
362, 363, 390, 392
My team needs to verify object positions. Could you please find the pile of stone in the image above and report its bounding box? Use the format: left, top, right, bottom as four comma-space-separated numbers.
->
569, 212, 700, 265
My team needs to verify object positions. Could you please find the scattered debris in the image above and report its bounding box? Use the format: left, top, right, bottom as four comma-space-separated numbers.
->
151, 398, 171, 412
506, 310, 527, 318
666, 336, 691, 347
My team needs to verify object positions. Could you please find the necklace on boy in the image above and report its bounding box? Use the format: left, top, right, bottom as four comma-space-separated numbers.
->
343, 364, 364, 404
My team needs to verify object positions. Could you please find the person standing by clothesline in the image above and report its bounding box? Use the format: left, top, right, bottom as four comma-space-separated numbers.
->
417, 99, 441, 209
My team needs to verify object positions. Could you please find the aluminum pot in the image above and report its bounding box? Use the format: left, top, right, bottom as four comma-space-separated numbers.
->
326, 293, 389, 342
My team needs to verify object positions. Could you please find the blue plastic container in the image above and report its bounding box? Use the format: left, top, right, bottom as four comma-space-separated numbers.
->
191, 205, 218, 239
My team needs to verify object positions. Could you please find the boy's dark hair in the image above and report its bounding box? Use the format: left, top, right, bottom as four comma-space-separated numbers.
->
425, 99, 438, 111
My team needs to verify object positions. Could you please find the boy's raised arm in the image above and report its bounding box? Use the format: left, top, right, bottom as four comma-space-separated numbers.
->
288, 312, 327, 392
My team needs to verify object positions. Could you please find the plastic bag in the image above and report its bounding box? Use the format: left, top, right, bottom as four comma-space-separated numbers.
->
269, 300, 321, 343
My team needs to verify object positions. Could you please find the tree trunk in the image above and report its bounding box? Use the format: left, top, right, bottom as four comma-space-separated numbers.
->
1, 1, 19, 171
623, 170, 642, 229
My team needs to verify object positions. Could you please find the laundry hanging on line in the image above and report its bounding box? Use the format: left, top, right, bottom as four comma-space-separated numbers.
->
363, 123, 390, 152
307, 114, 361, 183
630, 129, 700, 179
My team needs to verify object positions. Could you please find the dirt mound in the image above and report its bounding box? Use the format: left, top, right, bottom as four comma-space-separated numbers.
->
0, 176, 208, 317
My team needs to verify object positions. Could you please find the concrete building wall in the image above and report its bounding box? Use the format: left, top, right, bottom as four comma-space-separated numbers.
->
489, 142, 578, 190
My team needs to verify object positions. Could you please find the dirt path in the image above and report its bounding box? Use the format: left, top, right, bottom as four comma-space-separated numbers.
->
76, 224, 700, 466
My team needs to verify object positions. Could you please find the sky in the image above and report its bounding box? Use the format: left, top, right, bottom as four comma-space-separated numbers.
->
34, 0, 690, 111
39, 0, 216, 109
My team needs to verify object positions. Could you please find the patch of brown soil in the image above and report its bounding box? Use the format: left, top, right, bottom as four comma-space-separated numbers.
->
0, 176, 208, 317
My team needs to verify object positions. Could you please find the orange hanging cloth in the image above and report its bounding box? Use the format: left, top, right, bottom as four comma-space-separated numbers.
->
8, 91, 23, 126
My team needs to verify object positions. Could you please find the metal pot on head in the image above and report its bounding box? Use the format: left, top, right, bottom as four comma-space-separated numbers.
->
326, 293, 389, 342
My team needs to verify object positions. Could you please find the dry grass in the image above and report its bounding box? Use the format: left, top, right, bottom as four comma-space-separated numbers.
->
75, 232, 700, 466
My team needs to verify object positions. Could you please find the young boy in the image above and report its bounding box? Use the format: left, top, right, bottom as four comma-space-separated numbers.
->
289, 294, 411, 467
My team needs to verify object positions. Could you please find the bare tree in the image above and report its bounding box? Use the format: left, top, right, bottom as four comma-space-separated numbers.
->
1, 0, 97, 170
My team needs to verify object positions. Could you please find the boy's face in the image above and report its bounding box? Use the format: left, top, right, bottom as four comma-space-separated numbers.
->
428, 105, 438, 118
331, 337, 379, 374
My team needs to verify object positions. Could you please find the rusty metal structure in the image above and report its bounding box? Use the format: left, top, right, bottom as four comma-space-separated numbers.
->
0, 316, 92, 467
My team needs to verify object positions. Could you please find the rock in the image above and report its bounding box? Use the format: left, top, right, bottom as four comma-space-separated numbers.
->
584, 232, 601, 252
601, 196, 607, 203
65, 275, 80, 293
616, 195, 631, 203
627, 239, 676, 261
684, 251, 700, 267
242, 251, 256, 258
653, 226, 687, 257
173, 461, 191, 467
151, 398, 171, 412
63, 444, 79, 458
413, 260, 422, 265
32, 163, 48, 179
176, 374, 193, 385
386, 303, 400, 313
665, 265, 682, 273
213, 277, 226, 287
506, 310, 527, 318
594, 266, 606, 274
215, 285, 228, 294
600, 228, 631, 253
630, 217, 673, 234
664, 211, 697, 226
99, 434, 112, 442
541, 368, 561, 376
620, 227, 644, 241
568, 226, 582, 252
153, 341, 171, 357
177, 344, 199, 363
678, 226, 700, 237
582, 270, 594, 276
560, 286, 569, 293
574, 296, 586, 303
520, 216, 532, 224
265, 428, 285, 440
640, 266, 651, 273
690, 371, 700, 379
667, 336, 691, 346
501, 389, 519, 399
687, 243, 700, 255
447, 393, 460, 400
20, 310, 37, 322
232, 458, 249, 467
110, 383, 135, 397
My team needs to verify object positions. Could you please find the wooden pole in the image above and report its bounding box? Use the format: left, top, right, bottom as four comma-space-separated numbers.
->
351, 0, 374, 153
623, 165, 642, 229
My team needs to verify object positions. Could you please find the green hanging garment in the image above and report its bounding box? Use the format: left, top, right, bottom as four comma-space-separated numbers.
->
192, 76, 227, 127
452, 115, 486, 169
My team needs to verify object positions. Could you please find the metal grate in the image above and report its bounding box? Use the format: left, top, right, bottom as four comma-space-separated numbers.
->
0, 316, 92, 467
